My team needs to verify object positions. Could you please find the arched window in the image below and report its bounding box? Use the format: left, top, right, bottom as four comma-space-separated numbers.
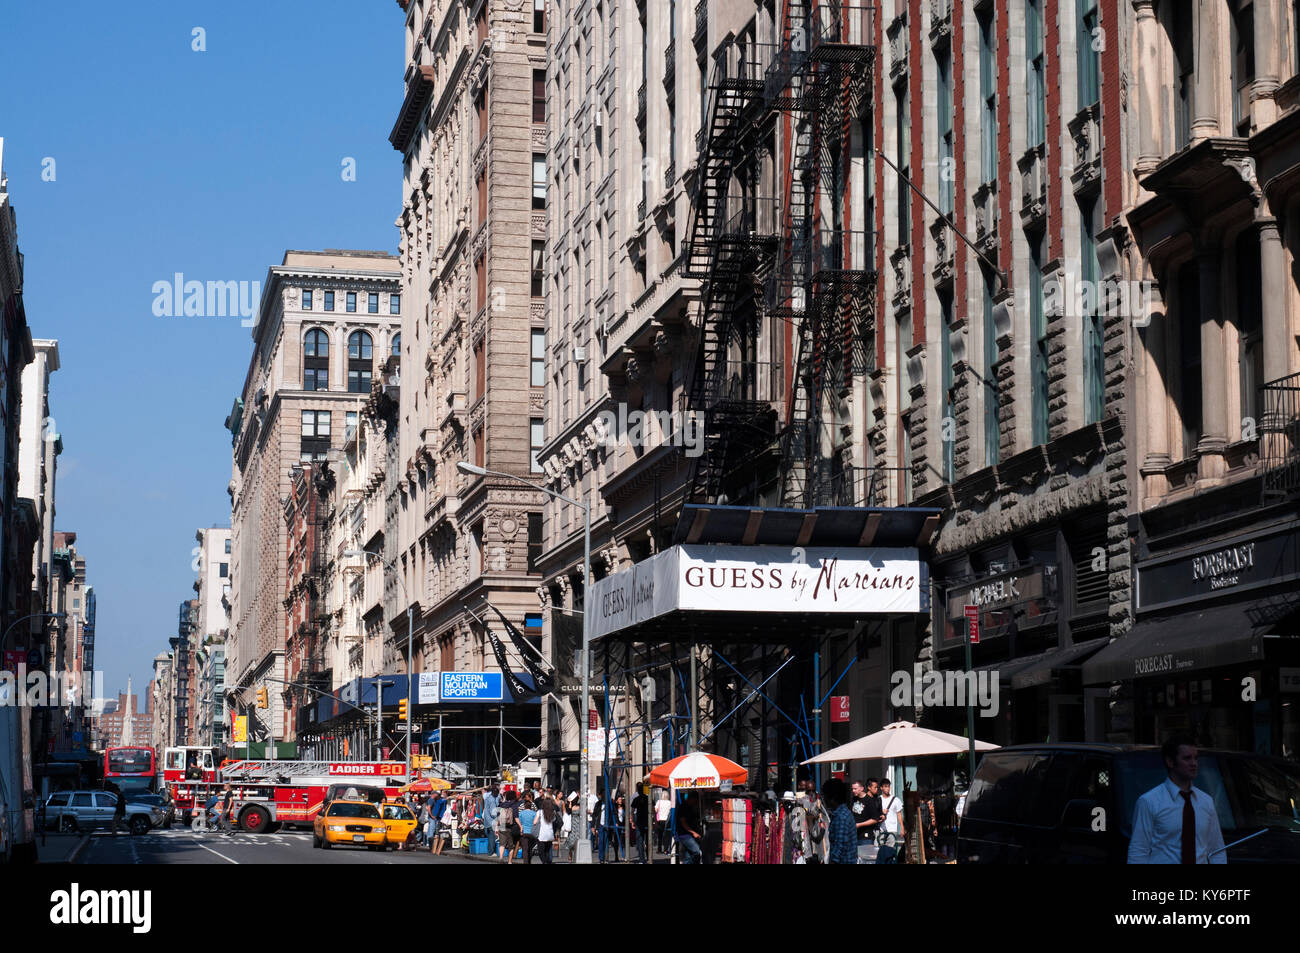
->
304, 328, 329, 391
348, 330, 374, 393
391, 333, 401, 358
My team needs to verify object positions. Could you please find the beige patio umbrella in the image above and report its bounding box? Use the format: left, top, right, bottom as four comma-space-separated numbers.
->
801, 720, 999, 764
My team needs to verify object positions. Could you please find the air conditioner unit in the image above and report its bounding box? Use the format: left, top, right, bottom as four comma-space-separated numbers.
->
594, 111, 603, 129
572, 346, 587, 362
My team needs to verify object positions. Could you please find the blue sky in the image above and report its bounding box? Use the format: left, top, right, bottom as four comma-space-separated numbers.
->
0, 1, 402, 705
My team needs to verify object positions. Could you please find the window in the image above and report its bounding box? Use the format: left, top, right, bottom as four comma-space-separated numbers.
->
1177, 262, 1202, 457
940, 289, 955, 483
1030, 236, 1049, 445
534, 0, 546, 33
531, 418, 545, 472
983, 270, 999, 466
937, 44, 954, 215
301, 411, 331, 462
473, 427, 485, 469
533, 69, 547, 123
346, 410, 358, 439
978, 9, 997, 183
302, 289, 313, 310
346, 291, 357, 313
475, 255, 487, 312
533, 154, 547, 209
304, 328, 329, 391
531, 329, 546, 387
1077, 0, 1099, 108
324, 291, 335, 312
476, 83, 489, 144
1172, 2, 1194, 148
475, 340, 486, 400
219, 563, 228, 578
1081, 198, 1104, 425
1238, 232, 1263, 426
1231, 0, 1256, 137
391, 333, 401, 358
477, 170, 487, 226
532, 241, 545, 297
390, 294, 401, 315
348, 330, 373, 393
224, 538, 231, 554
1026, 0, 1046, 147
368, 293, 379, 314
895, 80, 909, 243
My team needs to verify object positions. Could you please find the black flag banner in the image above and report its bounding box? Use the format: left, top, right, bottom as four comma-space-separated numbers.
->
484, 600, 555, 694
482, 621, 533, 700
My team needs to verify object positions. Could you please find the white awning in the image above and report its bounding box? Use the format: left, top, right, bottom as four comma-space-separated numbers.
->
589, 544, 928, 640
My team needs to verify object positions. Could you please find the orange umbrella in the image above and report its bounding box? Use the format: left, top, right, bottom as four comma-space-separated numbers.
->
400, 777, 452, 793
647, 751, 747, 790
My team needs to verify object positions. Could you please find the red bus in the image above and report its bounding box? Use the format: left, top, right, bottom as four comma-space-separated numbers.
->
104, 746, 157, 794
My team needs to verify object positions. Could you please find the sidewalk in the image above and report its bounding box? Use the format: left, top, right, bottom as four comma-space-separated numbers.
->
36, 832, 90, 864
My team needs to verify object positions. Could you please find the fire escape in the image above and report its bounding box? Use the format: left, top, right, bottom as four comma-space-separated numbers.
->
684, 1, 877, 507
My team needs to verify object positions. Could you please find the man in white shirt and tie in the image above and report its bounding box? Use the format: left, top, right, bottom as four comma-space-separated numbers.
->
1128, 735, 1226, 864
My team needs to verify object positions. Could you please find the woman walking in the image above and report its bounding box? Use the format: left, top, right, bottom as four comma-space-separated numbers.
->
517, 795, 539, 864
535, 798, 557, 864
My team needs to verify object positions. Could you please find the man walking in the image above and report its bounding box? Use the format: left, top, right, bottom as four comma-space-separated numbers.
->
219, 784, 236, 837
631, 783, 650, 863
877, 778, 904, 863
110, 785, 127, 836
673, 792, 704, 864
823, 779, 857, 865
850, 778, 883, 863
482, 784, 499, 857
1128, 735, 1226, 864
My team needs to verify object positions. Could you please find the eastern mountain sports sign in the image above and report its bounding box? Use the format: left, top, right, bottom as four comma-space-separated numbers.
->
589, 544, 926, 639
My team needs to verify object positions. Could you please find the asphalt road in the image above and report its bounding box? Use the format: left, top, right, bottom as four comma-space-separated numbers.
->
75, 826, 479, 865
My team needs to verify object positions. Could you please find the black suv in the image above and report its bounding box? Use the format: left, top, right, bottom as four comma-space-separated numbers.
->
957, 744, 1300, 863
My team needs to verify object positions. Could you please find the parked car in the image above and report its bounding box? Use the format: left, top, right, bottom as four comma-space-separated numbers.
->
957, 744, 1300, 863
379, 800, 419, 849
125, 792, 175, 828
43, 790, 166, 835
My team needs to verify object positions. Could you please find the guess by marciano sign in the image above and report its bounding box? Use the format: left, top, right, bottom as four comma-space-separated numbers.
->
589, 544, 927, 639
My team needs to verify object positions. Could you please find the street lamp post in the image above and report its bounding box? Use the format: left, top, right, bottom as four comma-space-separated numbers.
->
457, 461, 593, 865
344, 549, 414, 781
0, 612, 68, 655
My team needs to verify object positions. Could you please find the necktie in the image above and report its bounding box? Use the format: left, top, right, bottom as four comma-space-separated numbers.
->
1180, 790, 1195, 864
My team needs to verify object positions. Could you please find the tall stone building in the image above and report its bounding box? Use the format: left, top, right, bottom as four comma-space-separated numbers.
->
17, 339, 60, 653
150, 658, 173, 751
1086, 0, 1300, 757
192, 527, 231, 747
226, 250, 401, 744
388, 0, 547, 776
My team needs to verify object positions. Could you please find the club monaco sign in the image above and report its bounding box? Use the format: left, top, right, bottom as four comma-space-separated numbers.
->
589, 544, 927, 639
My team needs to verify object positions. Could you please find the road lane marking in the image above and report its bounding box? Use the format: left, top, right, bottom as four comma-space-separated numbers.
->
192, 840, 240, 864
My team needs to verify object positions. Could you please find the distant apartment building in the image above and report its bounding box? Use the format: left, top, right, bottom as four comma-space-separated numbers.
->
0, 138, 35, 645
149, 659, 172, 751
195, 641, 226, 747
48, 532, 91, 753
191, 527, 230, 746
387, 0, 549, 776
17, 339, 60, 658
226, 250, 401, 744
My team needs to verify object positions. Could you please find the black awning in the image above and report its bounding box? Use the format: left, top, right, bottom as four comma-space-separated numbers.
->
1012, 637, 1110, 689
1081, 603, 1271, 685
672, 503, 943, 549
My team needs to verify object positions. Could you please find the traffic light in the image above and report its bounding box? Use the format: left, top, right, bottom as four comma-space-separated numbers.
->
257, 686, 269, 709
397, 698, 408, 721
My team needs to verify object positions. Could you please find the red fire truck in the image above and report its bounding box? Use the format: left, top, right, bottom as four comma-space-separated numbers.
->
167, 760, 409, 832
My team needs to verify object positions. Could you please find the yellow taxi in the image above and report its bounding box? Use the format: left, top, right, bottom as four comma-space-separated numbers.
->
312, 799, 391, 851
380, 800, 419, 850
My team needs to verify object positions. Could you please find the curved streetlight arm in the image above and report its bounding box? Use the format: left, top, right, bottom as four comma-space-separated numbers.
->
1, 612, 68, 654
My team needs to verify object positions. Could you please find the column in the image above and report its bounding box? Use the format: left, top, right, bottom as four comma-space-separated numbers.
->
1192, 0, 1223, 140
1198, 248, 1228, 478
1139, 276, 1170, 500
1253, 0, 1282, 128
1258, 216, 1290, 385
1132, 0, 1163, 174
